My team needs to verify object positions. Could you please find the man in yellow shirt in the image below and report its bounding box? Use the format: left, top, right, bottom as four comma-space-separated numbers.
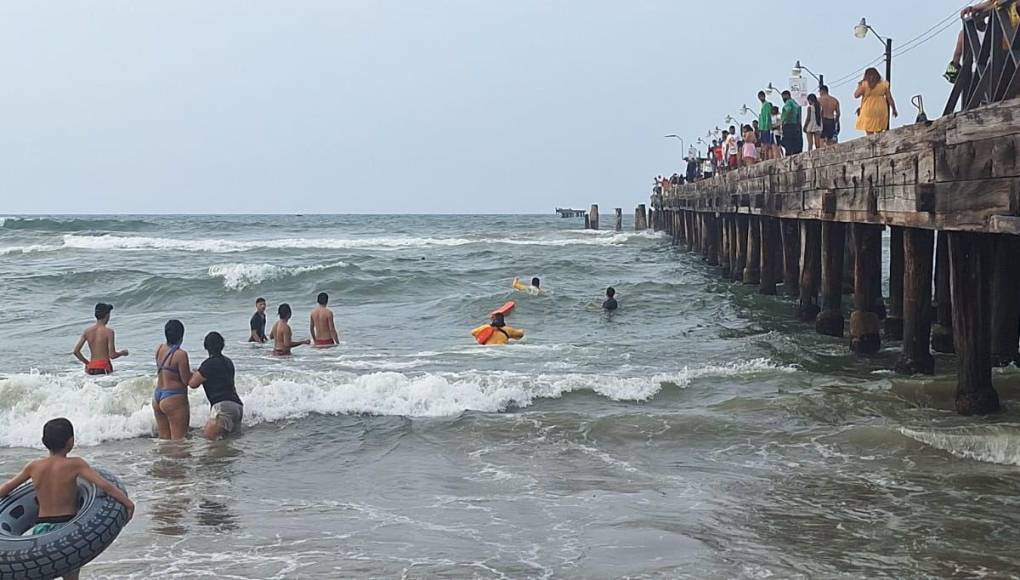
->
472, 314, 524, 345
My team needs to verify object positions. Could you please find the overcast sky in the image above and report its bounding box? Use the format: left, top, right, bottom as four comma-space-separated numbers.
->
1, 1, 965, 214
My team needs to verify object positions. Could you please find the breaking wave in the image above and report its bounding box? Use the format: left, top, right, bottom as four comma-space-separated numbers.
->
0, 358, 790, 447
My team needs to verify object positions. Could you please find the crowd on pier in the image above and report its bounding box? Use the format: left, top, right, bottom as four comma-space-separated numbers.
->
653, 68, 898, 196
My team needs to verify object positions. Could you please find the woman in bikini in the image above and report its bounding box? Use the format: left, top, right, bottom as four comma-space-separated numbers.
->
153, 319, 192, 440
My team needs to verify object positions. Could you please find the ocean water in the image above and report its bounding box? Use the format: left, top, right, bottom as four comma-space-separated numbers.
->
2, 214, 1020, 578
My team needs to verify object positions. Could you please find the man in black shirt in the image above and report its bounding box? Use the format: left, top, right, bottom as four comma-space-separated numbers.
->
602, 287, 619, 311
188, 332, 244, 439
249, 297, 267, 343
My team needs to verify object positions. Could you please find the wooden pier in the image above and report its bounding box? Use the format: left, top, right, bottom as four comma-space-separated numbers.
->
650, 93, 1020, 416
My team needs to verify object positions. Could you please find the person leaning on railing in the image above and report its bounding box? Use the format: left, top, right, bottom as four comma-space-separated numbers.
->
946, 0, 1020, 83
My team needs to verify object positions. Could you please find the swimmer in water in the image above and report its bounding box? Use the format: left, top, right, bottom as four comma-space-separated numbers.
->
602, 287, 619, 311
248, 297, 268, 343
72, 303, 128, 375
309, 292, 340, 347
270, 303, 310, 356
0, 418, 134, 580
512, 276, 543, 294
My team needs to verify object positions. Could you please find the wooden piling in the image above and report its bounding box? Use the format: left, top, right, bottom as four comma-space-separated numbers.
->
932, 232, 955, 353
798, 220, 822, 322
990, 235, 1020, 366
635, 205, 648, 231
886, 226, 905, 340
720, 215, 732, 278
759, 217, 781, 295
780, 218, 800, 298
895, 227, 935, 375
706, 214, 719, 266
734, 215, 749, 282
816, 220, 845, 337
850, 223, 883, 354
948, 231, 1000, 415
743, 216, 761, 285
842, 227, 855, 295
589, 205, 600, 230
615, 208, 623, 232
728, 216, 739, 279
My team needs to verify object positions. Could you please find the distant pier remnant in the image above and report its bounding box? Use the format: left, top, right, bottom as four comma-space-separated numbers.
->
635, 204, 648, 231
614, 208, 623, 232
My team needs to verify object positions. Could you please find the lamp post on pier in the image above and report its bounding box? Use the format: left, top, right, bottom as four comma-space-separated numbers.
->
854, 17, 893, 83
793, 61, 824, 90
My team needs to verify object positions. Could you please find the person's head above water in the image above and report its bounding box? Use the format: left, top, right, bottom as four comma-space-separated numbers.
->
204, 331, 225, 357
317, 292, 328, 306
491, 313, 506, 328
164, 319, 184, 345
531, 277, 540, 288
94, 302, 113, 322
43, 417, 74, 453
278, 303, 292, 320
606, 287, 616, 298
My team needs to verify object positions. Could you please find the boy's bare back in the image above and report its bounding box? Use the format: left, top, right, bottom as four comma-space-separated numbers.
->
24, 456, 87, 518
82, 324, 114, 361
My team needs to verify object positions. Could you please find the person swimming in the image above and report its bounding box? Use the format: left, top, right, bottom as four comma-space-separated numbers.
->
512, 276, 543, 294
153, 320, 191, 440
471, 313, 524, 345
270, 303, 310, 356
310, 292, 340, 347
72, 303, 128, 375
602, 287, 619, 311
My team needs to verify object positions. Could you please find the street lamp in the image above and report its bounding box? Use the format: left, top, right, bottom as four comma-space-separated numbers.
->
854, 17, 893, 83
664, 134, 686, 156
793, 60, 824, 89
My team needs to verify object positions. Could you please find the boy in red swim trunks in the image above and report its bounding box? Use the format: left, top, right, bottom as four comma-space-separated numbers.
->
72, 303, 128, 375
0, 418, 134, 580
309, 292, 340, 347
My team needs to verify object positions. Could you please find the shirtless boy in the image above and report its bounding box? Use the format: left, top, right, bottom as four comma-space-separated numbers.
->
310, 292, 340, 347
0, 418, 134, 580
72, 303, 128, 375
270, 303, 310, 356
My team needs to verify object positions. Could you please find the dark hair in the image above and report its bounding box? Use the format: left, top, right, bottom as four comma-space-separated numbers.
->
758, 91, 766, 99
819, 84, 829, 93
317, 292, 328, 305
204, 331, 225, 356
94, 303, 113, 320
164, 319, 184, 345
531, 278, 540, 288
255, 297, 266, 305
606, 287, 616, 298
864, 67, 882, 88
42, 418, 73, 451
491, 313, 506, 328
278, 303, 292, 319
781, 90, 791, 99
772, 105, 780, 114
807, 93, 821, 128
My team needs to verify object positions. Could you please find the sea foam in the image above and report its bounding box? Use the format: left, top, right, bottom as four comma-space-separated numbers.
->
0, 358, 788, 447
207, 261, 348, 290
900, 425, 1020, 466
